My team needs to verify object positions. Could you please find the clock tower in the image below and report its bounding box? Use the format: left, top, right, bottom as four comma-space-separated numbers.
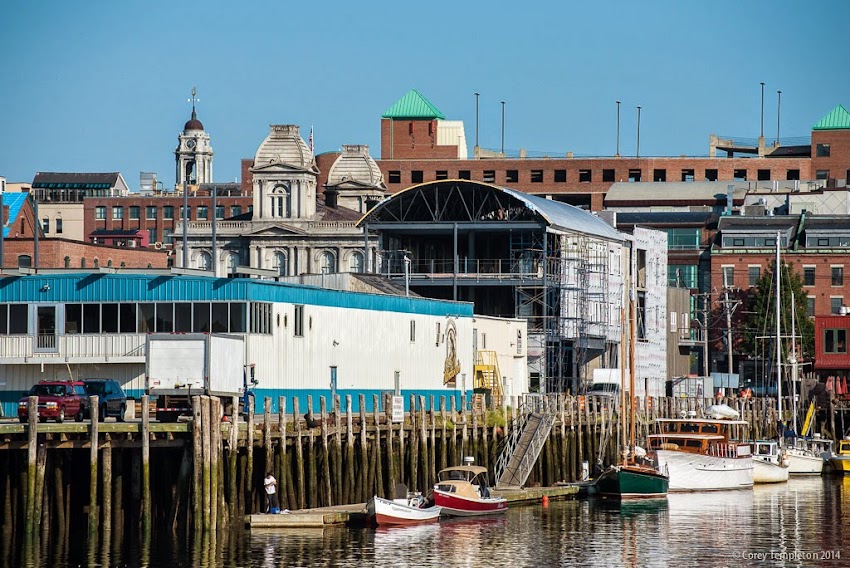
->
175, 87, 213, 191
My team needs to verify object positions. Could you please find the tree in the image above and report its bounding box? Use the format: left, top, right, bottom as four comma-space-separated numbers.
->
741, 260, 814, 361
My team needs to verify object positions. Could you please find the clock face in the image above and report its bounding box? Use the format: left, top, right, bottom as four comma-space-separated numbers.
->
186, 139, 196, 149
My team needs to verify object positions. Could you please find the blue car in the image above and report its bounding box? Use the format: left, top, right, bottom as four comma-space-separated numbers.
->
83, 379, 128, 421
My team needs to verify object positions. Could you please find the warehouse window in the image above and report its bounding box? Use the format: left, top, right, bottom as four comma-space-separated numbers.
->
388, 171, 401, 184
294, 305, 304, 337
554, 169, 566, 183
507, 170, 519, 183
579, 170, 592, 182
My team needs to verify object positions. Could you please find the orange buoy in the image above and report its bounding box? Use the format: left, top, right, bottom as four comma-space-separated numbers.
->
542, 495, 549, 507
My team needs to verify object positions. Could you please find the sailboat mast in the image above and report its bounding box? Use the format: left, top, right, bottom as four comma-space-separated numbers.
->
620, 304, 628, 465
775, 231, 783, 421
629, 256, 637, 454
791, 291, 798, 435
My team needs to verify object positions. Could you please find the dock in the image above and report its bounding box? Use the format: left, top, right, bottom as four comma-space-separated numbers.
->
244, 484, 581, 529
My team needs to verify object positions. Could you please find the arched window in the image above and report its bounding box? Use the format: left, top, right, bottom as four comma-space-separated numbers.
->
64, 256, 71, 268
198, 251, 212, 271
320, 251, 336, 274
120, 261, 126, 268
80, 258, 87, 268
274, 251, 289, 276
93, 258, 99, 268
107, 259, 113, 267
271, 185, 290, 218
349, 252, 364, 273
17, 255, 32, 268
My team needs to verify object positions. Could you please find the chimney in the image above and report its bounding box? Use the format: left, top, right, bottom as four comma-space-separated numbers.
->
725, 184, 734, 215
325, 190, 338, 209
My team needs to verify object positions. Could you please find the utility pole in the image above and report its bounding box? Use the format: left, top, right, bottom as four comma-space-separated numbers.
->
721, 289, 742, 382
694, 292, 712, 380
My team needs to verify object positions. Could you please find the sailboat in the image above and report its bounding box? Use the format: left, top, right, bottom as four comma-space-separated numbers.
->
752, 233, 790, 482
594, 277, 669, 499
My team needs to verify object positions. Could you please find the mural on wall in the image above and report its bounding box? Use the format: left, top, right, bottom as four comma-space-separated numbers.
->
444, 318, 461, 384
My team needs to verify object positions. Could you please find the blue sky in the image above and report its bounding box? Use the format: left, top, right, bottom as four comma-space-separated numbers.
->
1, 1, 847, 189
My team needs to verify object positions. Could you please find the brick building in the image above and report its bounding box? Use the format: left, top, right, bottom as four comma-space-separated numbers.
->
373, 92, 850, 212
1, 238, 169, 270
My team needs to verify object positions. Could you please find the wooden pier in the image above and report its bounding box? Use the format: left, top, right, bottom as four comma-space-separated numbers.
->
0, 392, 835, 549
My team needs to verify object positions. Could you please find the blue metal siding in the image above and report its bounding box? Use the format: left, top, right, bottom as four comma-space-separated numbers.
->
0, 274, 473, 317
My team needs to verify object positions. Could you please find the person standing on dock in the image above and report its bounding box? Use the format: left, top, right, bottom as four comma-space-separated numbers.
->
264, 471, 279, 513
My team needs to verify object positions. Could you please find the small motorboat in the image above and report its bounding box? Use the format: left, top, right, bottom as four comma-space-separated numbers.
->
829, 438, 850, 475
433, 463, 507, 517
751, 440, 789, 483
366, 486, 441, 526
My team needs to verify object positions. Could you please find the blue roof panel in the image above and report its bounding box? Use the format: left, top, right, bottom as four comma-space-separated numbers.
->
0, 273, 474, 317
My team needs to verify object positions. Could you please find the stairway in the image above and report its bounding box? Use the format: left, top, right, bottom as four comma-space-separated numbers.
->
494, 398, 555, 488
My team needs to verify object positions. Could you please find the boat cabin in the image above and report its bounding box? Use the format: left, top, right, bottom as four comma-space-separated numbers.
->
435, 465, 492, 499
838, 439, 850, 456
648, 419, 751, 458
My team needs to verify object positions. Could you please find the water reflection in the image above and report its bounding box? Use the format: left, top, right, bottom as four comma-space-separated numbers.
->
4, 478, 850, 567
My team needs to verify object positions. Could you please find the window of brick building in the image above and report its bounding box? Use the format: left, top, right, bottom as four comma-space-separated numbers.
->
758, 169, 770, 181
506, 170, 519, 183
832, 266, 844, 286
817, 143, 831, 157
113, 206, 123, 220
531, 170, 543, 183
146, 206, 157, 220
653, 169, 667, 182
553, 170, 566, 183
483, 170, 496, 183
831, 298, 844, 315
458, 170, 470, 180
804, 266, 815, 286
130, 206, 140, 219
734, 169, 747, 181
148, 228, 157, 243
602, 169, 615, 182
579, 169, 592, 183
411, 171, 423, 184
163, 206, 174, 219
722, 266, 734, 287
95, 206, 106, 220
787, 169, 800, 180
436, 170, 448, 180
232, 206, 242, 217
388, 171, 401, 184
817, 170, 829, 180
825, 328, 847, 352
748, 266, 761, 287
628, 169, 642, 182
807, 297, 815, 317
681, 169, 695, 182
705, 169, 718, 181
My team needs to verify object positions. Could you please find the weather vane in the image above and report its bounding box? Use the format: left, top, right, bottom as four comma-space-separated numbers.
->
188, 87, 199, 113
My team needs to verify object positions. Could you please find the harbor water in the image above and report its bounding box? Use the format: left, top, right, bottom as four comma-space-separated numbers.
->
3, 477, 848, 567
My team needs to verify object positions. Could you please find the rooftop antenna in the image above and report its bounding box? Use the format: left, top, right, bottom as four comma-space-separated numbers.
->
776, 90, 782, 146
500, 101, 506, 156
616, 100, 621, 157
474, 92, 480, 152
760, 82, 765, 139
636, 106, 642, 159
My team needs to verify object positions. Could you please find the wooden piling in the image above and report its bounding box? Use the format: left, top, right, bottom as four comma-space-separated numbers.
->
263, 397, 272, 483
372, 395, 384, 499
333, 396, 343, 506
277, 396, 287, 510
102, 439, 112, 533
430, 396, 437, 487
385, 395, 395, 493
409, 395, 418, 492
210, 397, 220, 533
293, 397, 304, 510
229, 396, 238, 523
25, 396, 37, 542
201, 396, 212, 531
246, 396, 255, 513
345, 395, 354, 504
192, 396, 202, 532
306, 396, 317, 508
359, 394, 369, 501
320, 397, 332, 506
89, 395, 100, 537
440, 397, 447, 473
141, 394, 151, 537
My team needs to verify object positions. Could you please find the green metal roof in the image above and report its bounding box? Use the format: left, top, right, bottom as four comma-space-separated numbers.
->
381, 89, 445, 120
812, 105, 850, 130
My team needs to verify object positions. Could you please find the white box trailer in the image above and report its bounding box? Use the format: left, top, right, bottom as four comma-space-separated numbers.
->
145, 333, 245, 422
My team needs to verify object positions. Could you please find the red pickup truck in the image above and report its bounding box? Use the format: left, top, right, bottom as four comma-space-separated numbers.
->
17, 381, 88, 423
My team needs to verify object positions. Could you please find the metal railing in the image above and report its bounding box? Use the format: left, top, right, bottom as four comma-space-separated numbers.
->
494, 394, 556, 487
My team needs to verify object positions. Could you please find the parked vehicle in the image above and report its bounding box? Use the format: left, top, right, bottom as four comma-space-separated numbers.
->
18, 381, 87, 423
83, 379, 128, 422
145, 333, 245, 422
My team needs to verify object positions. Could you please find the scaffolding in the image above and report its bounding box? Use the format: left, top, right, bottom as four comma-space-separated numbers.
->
516, 232, 621, 394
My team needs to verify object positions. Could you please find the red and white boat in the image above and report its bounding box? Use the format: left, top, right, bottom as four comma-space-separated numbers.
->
366, 493, 441, 526
432, 465, 507, 517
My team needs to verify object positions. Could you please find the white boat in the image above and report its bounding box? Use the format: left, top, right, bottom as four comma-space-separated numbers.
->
752, 440, 789, 483
647, 418, 753, 491
786, 435, 833, 475
366, 493, 441, 526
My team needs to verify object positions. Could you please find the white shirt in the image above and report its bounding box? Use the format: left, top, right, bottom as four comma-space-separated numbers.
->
264, 475, 276, 495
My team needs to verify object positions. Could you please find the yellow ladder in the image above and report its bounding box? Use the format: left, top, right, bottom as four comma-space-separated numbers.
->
474, 350, 503, 407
